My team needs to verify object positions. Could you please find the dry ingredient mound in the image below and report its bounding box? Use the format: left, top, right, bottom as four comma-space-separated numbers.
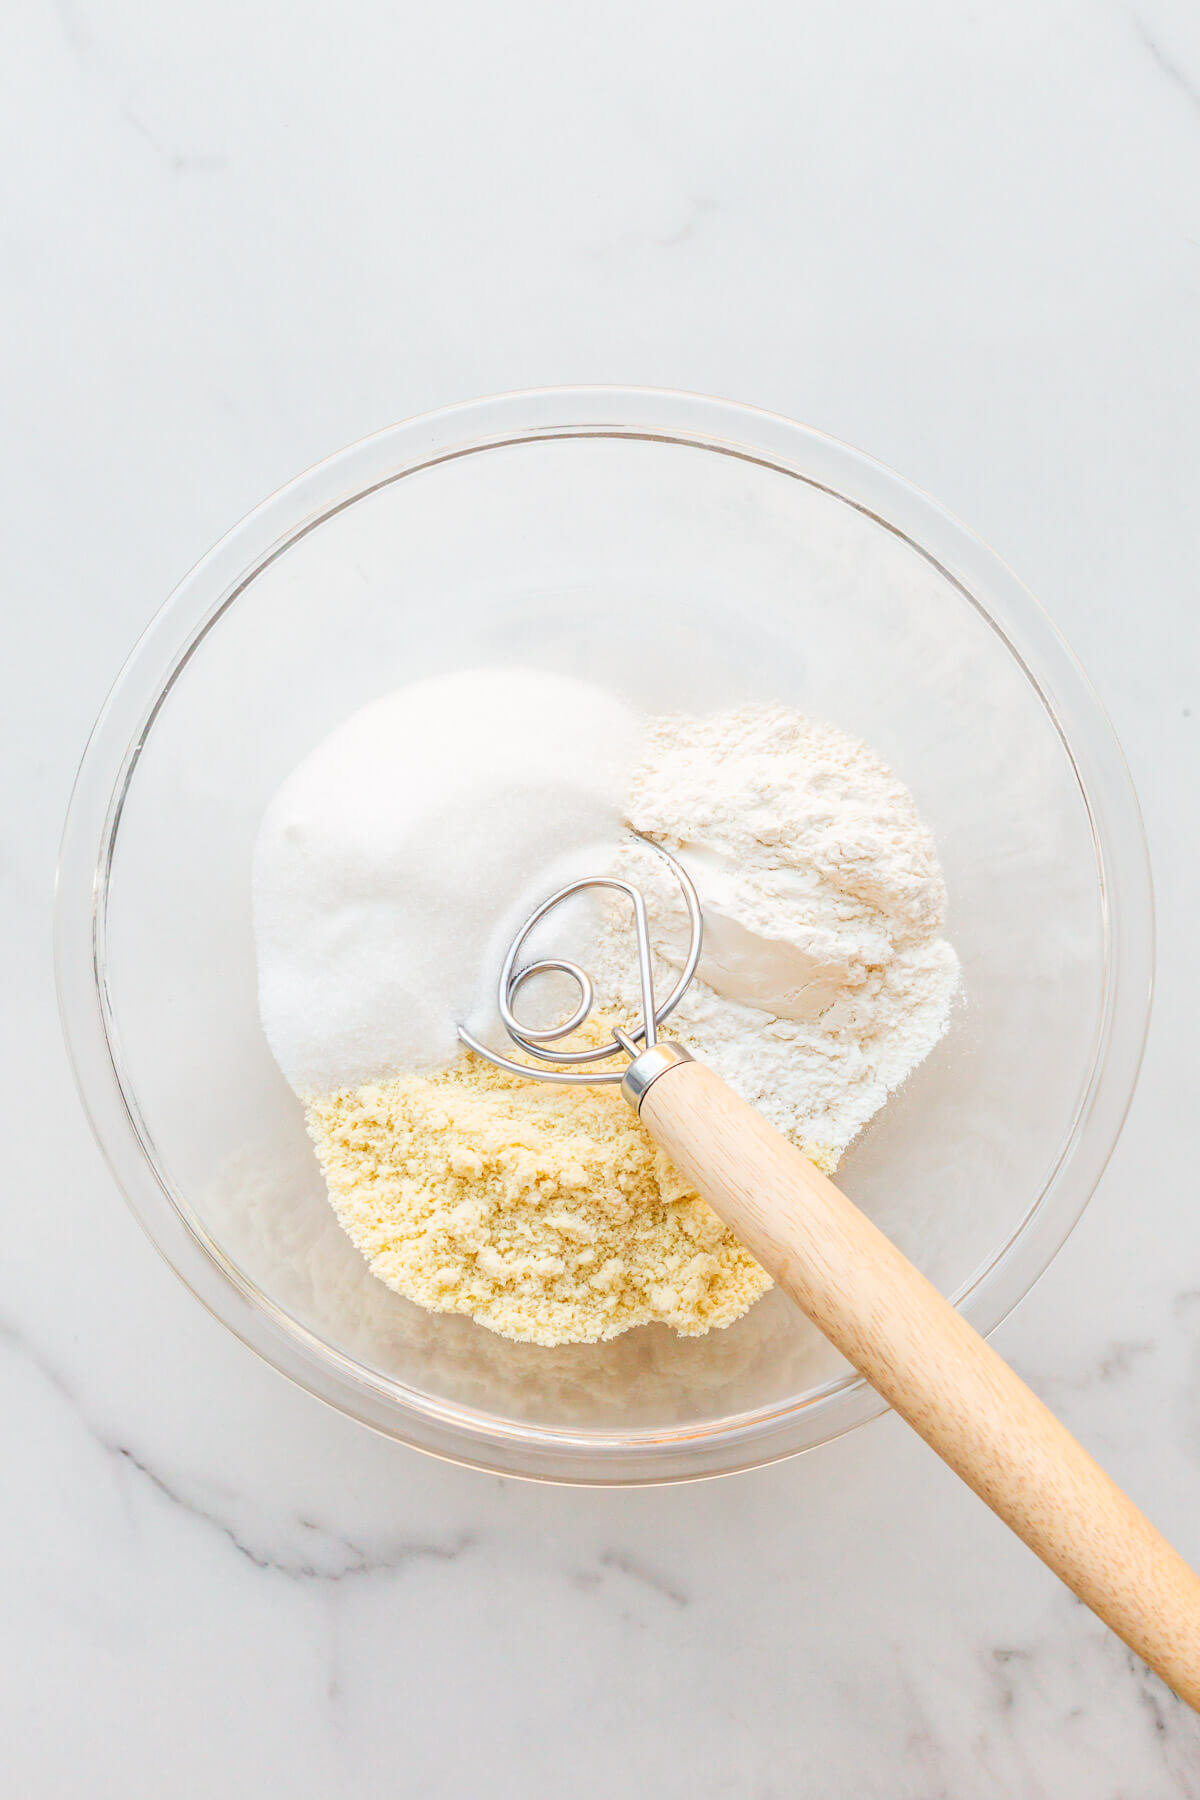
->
259, 682, 960, 1349
304, 1043, 792, 1346
584, 704, 960, 1160
252, 668, 637, 1092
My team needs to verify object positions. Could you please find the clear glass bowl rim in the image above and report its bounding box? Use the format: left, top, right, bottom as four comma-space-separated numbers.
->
54, 385, 1154, 1484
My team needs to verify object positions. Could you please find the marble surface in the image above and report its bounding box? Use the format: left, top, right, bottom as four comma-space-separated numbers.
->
5, 0, 1200, 1791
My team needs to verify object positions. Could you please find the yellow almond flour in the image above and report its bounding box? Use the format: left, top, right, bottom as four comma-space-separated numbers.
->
304, 1051, 798, 1346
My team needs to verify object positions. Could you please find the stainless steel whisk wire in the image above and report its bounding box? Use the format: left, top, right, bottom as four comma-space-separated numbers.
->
456, 837, 703, 1084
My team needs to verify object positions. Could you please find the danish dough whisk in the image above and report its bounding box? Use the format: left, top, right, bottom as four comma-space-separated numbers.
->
461, 837, 1200, 1714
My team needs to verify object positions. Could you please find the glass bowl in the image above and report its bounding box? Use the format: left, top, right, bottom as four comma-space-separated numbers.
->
55, 388, 1152, 1483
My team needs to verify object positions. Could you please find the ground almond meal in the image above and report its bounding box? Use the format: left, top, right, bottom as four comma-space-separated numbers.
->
304, 1046, 820, 1346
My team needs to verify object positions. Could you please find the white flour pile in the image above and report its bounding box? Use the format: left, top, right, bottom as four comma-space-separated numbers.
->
585, 705, 960, 1162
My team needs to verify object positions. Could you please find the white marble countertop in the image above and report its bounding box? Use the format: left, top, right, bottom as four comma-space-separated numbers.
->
7, 1, 1200, 1791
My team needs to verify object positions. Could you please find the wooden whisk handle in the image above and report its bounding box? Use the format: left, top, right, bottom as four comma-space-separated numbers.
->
636, 1055, 1200, 1712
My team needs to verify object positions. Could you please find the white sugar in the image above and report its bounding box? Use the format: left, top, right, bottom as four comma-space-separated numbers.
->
252, 668, 639, 1094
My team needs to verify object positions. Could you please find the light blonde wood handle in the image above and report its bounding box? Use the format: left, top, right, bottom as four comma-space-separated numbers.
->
640, 1057, 1200, 1710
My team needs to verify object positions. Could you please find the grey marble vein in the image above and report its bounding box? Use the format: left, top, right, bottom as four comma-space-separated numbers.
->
1024, 1335, 1158, 1393
51, 0, 94, 67
113, 1443, 475, 1581
655, 194, 716, 250
597, 1548, 689, 1607
0, 1316, 78, 1409
50, 1, 226, 173
2, 1313, 473, 1584
118, 103, 228, 175
569, 1546, 690, 1610
892, 1660, 954, 1800
1132, 14, 1200, 116
1122, 1649, 1200, 1795
987, 1645, 1032, 1714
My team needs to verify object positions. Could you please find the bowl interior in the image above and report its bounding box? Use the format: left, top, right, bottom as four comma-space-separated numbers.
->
100, 427, 1104, 1441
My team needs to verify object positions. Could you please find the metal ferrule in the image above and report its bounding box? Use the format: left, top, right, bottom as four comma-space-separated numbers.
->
620, 1040, 694, 1112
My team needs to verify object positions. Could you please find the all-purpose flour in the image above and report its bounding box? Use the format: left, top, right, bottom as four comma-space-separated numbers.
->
582, 704, 960, 1161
